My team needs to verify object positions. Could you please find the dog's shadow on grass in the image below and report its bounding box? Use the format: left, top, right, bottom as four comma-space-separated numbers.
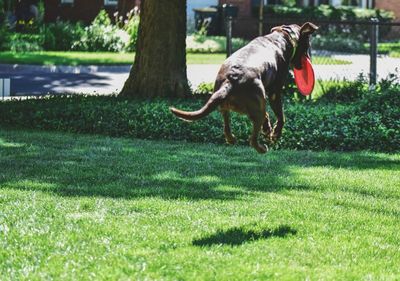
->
192, 225, 297, 247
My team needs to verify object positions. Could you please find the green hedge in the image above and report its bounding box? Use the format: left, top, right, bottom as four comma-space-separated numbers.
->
1, 81, 398, 152
262, 4, 394, 22
186, 35, 248, 54
262, 5, 395, 42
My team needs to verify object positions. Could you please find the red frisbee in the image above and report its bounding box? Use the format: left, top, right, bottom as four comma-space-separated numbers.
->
293, 55, 315, 96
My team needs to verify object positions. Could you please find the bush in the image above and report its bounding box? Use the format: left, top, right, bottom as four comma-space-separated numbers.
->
186, 35, 248, 53
8, 33, 44, 52
312, 33, 366, 53
120, 8, 140, 52
316, 76, 369, 103
262, 4, 394, 22
73, 10, 129, 52
262, 5, 394, 42
0, 24, 10, 51
1, 77, 399, 152
193, 82, 214, 95
42, 21, 84, 51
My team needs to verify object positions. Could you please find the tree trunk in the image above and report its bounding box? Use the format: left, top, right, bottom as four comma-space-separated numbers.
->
119, 0, 190, 98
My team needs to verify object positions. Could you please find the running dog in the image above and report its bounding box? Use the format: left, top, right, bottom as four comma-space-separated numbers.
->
170, 23, 318, 153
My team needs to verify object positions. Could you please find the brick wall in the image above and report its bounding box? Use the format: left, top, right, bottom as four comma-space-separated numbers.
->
44, 0, 136, 23
375, 0, 400, 20
375, 0, 400, 39
218, 0, 258, 38
219, 0, 252, 17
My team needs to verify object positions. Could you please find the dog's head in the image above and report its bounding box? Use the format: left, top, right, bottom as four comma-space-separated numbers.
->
271, 22, 318, 69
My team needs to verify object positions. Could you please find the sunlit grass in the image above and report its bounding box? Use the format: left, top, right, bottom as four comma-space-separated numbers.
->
0, 129, 399, 280
0, 51, 351, 66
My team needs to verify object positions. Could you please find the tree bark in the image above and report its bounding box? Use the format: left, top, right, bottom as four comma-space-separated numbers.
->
119, 0, 190, 98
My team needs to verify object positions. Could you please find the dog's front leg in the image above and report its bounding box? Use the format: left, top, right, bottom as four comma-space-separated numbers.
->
269, 92, 285, 142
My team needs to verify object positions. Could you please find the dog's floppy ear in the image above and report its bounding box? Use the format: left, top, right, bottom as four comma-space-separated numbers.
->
300, 22, 318, 36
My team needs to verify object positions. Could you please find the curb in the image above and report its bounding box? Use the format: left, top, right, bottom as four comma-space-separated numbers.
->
0, 64, 131, 74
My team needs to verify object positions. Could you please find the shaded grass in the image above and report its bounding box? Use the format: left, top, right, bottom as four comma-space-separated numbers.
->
0, 129, 400, 280
0, 51, 350, 66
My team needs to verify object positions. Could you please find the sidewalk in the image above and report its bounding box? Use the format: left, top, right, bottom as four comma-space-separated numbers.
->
1, 54, 399, 96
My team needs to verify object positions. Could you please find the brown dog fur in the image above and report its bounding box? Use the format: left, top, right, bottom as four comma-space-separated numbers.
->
171, 23, 318, 153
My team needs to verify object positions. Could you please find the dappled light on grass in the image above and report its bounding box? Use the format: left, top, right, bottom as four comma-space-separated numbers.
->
1, 129, 400, 279
0, 130, 399, 200
0, 138, 25, 148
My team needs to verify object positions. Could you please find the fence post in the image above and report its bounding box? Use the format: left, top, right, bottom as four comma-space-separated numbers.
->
258, 0, 264, 36
225, 15, 233, 58
369, 18, 379, 85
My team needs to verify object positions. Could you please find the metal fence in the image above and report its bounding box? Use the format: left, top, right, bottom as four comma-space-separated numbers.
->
226, 17, 400, 85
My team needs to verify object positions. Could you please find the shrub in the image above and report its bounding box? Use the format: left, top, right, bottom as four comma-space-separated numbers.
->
262, 5, 394, 41
73, 10, 129, 52
119, 8, 140, 52
262, 4, 394, 22
193, 82, 214, 95
312, 33, 366, 53
186, 35, 248, 53
316, 76, 369, 103
1, 77, 398, 152
0, 23, 10, 51
42, 21, 84, 51
8, 33, 44, 52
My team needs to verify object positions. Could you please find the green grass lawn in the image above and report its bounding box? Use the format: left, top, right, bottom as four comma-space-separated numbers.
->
1, 129, 399, 280
0, 51, 350, 66
379, 42, 400, 58
364, 42, 400, 58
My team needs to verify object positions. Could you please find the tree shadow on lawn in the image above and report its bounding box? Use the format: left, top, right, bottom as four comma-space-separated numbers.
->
0, 130, 399, 201
192, 224, 297, 247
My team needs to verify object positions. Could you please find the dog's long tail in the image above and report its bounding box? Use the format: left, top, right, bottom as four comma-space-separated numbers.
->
170, 82, 232, 122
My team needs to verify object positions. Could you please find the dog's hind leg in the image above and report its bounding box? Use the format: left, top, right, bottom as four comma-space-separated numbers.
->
249, 111, 268, 154
262, 112, 273, 141
221, 110, 236, 145
268, 92, 285, 142
248, 81, 268, 154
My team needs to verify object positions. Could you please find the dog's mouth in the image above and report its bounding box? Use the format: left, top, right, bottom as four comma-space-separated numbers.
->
293, 52, 311, 70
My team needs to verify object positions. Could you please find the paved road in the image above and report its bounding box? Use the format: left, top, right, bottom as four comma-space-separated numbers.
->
1, 54, 399, 96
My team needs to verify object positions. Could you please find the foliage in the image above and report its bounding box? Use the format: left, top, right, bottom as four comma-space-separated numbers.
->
186, 35, 248, 53
263, 4, 394, 22
0, 22, 9, 51
123, 9, 140, 52
262, 4, 394, 41
193, 82, 214, 95
0, 0, 4, 22
313, 33, 366, 53
377, 42, 400, 57
114, 8, 140, 52
316, 75, 368, 103
8, 33, 44, 52
1, 77, 399, 152
41, 21, 84, 51
72, 10, 129, 52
